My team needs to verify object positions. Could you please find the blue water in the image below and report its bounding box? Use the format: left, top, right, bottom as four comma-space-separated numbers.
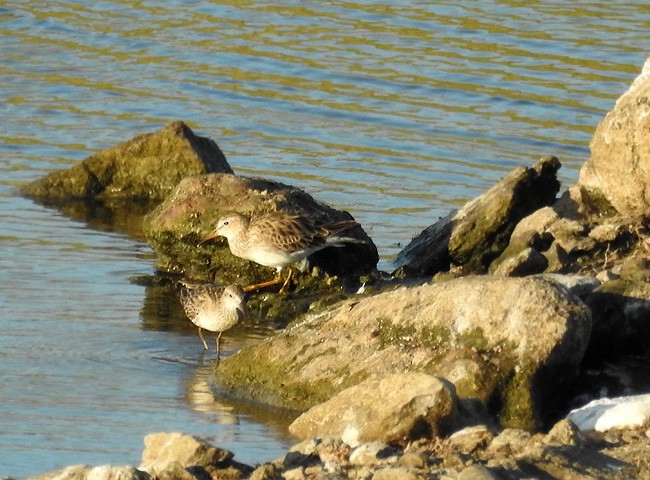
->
0, 1, 648, 477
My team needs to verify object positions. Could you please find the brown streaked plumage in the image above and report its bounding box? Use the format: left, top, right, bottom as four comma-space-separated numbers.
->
179, 283, 248, 357
201, 211, 362, 292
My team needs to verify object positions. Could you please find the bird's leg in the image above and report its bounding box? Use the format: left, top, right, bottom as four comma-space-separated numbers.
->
216, 332, 223, 360
242, 269, 285, 292
278, 267, 295, 294
198, 327, 209, 350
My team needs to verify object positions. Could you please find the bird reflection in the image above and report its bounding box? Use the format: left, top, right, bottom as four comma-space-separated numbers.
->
184, 361, 238, 424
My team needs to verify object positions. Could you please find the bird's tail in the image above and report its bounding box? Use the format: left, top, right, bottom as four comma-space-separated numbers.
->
324, 235, 367, 247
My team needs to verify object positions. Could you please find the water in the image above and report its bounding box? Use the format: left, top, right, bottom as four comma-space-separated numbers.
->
0, 1, 647, 477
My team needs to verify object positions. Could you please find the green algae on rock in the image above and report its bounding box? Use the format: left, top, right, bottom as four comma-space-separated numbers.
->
214, 275, 591, 430
142, 173, 379, 287
22, 120, 231, 202
393, 156, 561, 278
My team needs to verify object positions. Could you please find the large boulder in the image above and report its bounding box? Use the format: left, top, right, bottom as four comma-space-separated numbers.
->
22, 121, 231, 202
393, 156, 560, 277
288, 373, 457, 445
215, 275, 592, 429
578, 57, 650, 217
142, 173, 378, 285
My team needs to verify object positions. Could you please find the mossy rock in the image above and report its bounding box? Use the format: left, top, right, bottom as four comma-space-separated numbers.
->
394, 156, 561, 277
22, 120, 231, 202
142, 173, 379, 287
215, 276, 591, 430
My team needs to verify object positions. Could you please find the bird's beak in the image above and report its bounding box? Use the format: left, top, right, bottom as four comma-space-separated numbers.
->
237, 303, 249, 319
199, 230, 219, 245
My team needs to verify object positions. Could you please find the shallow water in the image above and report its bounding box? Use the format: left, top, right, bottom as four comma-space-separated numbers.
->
0, 1, 648, 477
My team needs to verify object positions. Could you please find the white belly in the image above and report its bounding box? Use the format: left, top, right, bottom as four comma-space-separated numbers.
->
192, 310, 239, 333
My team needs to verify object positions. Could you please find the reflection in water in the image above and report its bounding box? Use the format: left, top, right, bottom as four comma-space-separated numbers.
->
138, 275, 189, 333
184, 361, 298, 441
35, 198, 155, 240
185, 362, 238, 422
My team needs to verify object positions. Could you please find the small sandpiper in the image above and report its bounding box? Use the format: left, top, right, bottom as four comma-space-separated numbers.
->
201, 211, 362, 292
179, 283, 248, 358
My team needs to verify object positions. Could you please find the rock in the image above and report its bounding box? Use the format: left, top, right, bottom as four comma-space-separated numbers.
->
23, 121, 231, 202
485, 428, 531, 457
288, 373, 457, 446
349, 442, 400, 465
139, 432, 233, 473
216, 275, 591, 429
457, 464, 501, 480
498, 196, 649, 278
513, 441, 629, 480
596, 269, 620, 283
583, 280, 650, 362
393, 156, 561, 277
544, 419, 583, 447
538, 274, 601, 300
398, 450, 429, 469
448, 425, 494, 454
371, 467, 422, 480
150, 462, 199, 480
248, 463, 282, 480
492, 205, 586, 273
578, 57, 650, 217
28, 465, 151, 480
279, 467, 305, 480
491, 246, 548, 277
143, 173, 378, 284
285, 436, 351, 469
542, 241, 571, 273
567, 394, 650, 432
619, 257, 650, 282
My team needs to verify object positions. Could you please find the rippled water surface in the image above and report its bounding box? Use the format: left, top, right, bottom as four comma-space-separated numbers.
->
1, 1, 648, 477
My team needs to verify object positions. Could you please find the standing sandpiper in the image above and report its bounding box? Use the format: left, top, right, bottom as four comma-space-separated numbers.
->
201, 211, 362, 292
179, 283, 248, 358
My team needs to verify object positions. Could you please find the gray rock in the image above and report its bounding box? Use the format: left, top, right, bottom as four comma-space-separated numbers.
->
28, 465, 151, 480
371, 467, 422, 480
288, 373, 457, 446
398, 451, 429, 469
22, 121, 231, 202
485, 428, 532, 457
349, 442, 398, 465
491, 247, 548, 277
539, 274, 601, 300
448, 425, 494, 454
217, 275, 592, 430
497, 181, 649, 279
248, 463, 282, 480
544, 419, 583, 447
393, 156, 560, 277
457, 464, 502, 480
579, 57, 650, 217
139, 432, 233, 474
143, 173, 378, 283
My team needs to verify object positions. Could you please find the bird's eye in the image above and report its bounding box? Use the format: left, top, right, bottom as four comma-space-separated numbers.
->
223, 221, 229, 226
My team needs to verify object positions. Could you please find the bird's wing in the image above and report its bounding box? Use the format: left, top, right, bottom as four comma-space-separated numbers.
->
180, 284, 224, 316
251, 214, 323, 253
317, 219, 359, 238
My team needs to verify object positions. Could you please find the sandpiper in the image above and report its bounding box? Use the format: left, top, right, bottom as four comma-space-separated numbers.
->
179, 283, 248, 357
201, 211, 362, 292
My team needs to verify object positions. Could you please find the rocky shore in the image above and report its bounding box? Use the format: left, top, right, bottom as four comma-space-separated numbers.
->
20, 58, 650, 480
